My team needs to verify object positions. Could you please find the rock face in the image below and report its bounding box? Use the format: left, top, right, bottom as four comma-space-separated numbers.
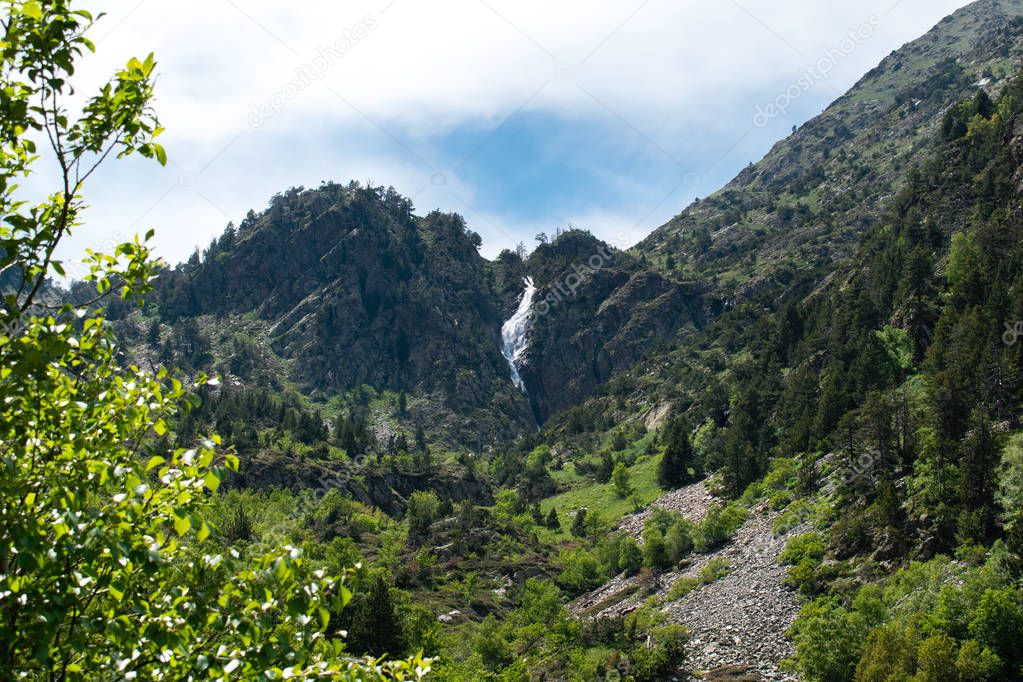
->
229, 453, 492, 517
153, 182, 534, 445
519, 231, 707, 421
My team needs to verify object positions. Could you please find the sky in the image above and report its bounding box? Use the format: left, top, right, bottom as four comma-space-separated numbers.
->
44, 0, 974, 270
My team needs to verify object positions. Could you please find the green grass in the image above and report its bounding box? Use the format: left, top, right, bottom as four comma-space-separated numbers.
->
539, 437, 663, 541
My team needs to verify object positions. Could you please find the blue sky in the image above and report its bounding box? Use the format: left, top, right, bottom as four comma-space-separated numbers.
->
45, 0, 973, 269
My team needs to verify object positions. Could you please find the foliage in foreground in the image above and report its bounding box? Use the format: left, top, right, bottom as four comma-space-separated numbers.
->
0, 1, 426, 678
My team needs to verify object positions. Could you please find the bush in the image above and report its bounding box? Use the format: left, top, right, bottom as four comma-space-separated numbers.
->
558, 548, 604, 593
474, 616, 513, 671
967, 586, 1023, 671
781, 533, 826, 565
694, 503, 747, 553
612, 462, 632, 498
955, 639, 1003, 681
642, 527, 671, 569
618, 537, 644, 576
665, 520, 695, 563
791, 589, 886, 682
782, 533, 828, 596
407, 490, 441, 536
631, 625, 688, 681
915, 634, 959, 682
854, 621, 918, 682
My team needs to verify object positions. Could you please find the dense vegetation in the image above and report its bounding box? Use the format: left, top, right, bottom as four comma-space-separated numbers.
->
6, 0, 1023, 680
0, 2, 426, 678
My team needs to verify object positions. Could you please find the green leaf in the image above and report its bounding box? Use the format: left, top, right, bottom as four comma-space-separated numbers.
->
203, 470, 220, 493
153, 419, 167, 436
22, 2, 42, 19
173, 512, 190, 536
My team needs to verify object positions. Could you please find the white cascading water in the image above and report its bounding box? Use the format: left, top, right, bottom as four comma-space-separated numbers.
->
501, 277, 537, 394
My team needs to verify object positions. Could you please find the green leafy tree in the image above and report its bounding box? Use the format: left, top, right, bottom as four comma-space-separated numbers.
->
642, 526, 670, 569
612, 461, 632, 498
618, 537, 644, 576
406, 490, 441, 537
997, 435, 1023, 558
0, 3, 426, 679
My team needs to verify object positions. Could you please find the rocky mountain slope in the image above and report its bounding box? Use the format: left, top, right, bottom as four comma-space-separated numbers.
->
570, 483, 804, 680
151, 182, 534, 446
519, 231, 709, 422
639, 0, 1023, 290
137, 1, 1023, 451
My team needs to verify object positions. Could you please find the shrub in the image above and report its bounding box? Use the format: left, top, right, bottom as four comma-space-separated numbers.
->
665, 520, 695, 563
782, 533, 828, 596
618, 537, 644, 576
407, 490, 441, 536
642, 527, 671, 569
915, 634, 959, 682
781, 533, 826, 565
955, 639, 1003, 681
612, 462, 632, 498
854, 621, 918, 682
558, 548, 604, 593
631, 625, 688, 681
967, 586, 1023, 671
694, 503, 747, 553
791, 589, 886, 682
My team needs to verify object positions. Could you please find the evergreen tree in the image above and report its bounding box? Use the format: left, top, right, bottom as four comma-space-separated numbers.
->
570, 508, 588, 538
657, 417, 696, 489
345, 574, 405, 657
546, 507, 561, 530
612, 462, 632, 498
957, 408, 1000, 542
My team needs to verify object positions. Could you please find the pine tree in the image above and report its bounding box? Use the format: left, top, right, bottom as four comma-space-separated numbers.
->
570, 508, 588, 538
657, 417, 695, 489
957, 408, 1000, 542
612, 462, 632, 498
545, 507, 561, 530
346, 573, 405, 657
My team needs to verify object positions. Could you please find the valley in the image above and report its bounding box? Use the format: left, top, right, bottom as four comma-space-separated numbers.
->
5, 0, 1023, 679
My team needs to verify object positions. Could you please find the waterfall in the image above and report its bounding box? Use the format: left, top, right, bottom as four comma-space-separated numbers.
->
501, 277, 536, 394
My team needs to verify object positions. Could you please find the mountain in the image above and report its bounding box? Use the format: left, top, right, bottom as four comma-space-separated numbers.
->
138, 0, 1023, 448
123, 0, 1023, 470
150, 181, 534, 447
85, 0, 1023, 678
640, 0, 1023, 288
519, 230, 709, 422
519, 0, 1023, 431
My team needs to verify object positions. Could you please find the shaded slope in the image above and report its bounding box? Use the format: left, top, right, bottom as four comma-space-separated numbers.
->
154, 182, 534, 445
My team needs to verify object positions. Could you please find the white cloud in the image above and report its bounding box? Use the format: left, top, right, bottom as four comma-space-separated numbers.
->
47, 0, 972, 266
